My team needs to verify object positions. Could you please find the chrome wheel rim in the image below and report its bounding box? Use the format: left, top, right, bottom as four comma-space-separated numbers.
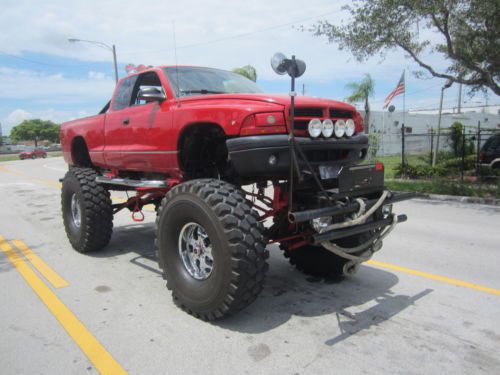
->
70, 193, 82, 228
178, 222, 214, 280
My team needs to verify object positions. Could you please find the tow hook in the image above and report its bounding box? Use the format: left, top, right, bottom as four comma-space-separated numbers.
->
131, 195, 145, 222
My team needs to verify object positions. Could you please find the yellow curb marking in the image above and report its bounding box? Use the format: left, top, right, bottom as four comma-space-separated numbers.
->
367, 259, 500, 296
11, 240, 69, 289
0, 235, 127, 375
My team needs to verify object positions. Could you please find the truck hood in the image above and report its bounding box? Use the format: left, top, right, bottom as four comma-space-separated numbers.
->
178, 93, 356, 112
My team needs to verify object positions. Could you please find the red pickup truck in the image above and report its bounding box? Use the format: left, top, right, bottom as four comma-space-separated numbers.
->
60, 64, 410, 320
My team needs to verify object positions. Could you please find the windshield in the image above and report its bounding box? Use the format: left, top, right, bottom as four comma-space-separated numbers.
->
164, 67, 263, 97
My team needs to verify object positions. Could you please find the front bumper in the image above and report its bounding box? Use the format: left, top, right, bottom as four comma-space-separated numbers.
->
226, 134, 369, 179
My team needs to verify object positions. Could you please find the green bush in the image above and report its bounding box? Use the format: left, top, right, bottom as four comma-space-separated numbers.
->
394, 155, 478, 179
439, 155, 477, 170
394, 164, 445, 178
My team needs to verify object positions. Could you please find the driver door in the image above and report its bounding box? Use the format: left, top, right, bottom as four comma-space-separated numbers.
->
107, 71, 173, 172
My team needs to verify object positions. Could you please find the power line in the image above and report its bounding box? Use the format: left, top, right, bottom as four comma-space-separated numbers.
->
119, 9, 342, 55
0, 50, 100, 68
0, 9, 341, 67
408, 103, 500, 112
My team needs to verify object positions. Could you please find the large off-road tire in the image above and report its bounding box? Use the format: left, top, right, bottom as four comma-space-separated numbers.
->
156, 179, 269, 321
61, 167, 113, 253
282, 244, 349, 278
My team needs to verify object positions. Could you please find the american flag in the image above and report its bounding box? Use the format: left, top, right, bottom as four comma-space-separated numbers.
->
383, 72, 405, 109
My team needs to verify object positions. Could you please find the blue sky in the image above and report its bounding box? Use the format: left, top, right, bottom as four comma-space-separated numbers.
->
0, 0, 495, 135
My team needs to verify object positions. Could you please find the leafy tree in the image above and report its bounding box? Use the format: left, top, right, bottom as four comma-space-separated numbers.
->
232, 65, 257, 82
307, 0, 500, 95
10, 119, 60, 147
447, 121, 475, 157
345, 74, 374, 133
448, 121, 464, 156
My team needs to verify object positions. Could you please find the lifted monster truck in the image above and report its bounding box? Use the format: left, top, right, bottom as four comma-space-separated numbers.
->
60, 58, 412, 320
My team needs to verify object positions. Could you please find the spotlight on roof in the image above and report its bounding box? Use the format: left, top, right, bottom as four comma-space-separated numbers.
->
270, 52, 306, 78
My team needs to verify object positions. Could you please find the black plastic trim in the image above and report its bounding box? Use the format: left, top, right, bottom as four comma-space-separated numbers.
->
226, 134, 368, 179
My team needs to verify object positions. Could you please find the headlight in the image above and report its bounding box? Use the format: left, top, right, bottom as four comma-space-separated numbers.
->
334, 119, 346, 138
345, 119, 355, 137
322, 119, 334, 138
308, 119, 322, 138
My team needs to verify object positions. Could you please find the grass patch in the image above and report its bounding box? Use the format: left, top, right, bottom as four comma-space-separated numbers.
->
0, 154, 21, 162
369, 155, 428, 179
386, 179, 500, 199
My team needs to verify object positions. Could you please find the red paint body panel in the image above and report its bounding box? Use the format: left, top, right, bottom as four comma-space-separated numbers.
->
60, 114, 106, 166
61, 66, 363, 177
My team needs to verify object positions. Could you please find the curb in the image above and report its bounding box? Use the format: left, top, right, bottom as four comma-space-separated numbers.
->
416, 193, 500, 206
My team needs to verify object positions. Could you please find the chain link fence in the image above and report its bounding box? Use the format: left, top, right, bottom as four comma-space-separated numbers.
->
369, 121, 499, 197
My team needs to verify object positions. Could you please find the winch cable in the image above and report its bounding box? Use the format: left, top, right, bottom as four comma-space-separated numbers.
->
320, 190, 389, 232
320, 213, 400, 261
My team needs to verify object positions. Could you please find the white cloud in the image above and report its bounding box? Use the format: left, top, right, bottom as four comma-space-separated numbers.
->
0, 0, 406, 81
0, 67, 114, 102
88, 71, 107, 80
0, 0, 494, 119
3, 109, 32, 130
0, 66, 108, 134
1, 108, 87, 135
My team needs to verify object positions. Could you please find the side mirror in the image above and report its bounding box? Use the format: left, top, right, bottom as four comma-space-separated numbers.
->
138, 86, 166, 102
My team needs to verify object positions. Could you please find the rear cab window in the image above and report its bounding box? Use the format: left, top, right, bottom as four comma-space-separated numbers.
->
112, 75, 138, 111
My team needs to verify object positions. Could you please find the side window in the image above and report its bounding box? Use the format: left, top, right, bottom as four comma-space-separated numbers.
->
113, 75, 138, 111
489, 136, 500, 153
131, 72, 164, 106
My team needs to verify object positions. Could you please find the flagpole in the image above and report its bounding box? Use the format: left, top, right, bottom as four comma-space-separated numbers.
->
403, 69, 406, 130
402, 69, 406, 167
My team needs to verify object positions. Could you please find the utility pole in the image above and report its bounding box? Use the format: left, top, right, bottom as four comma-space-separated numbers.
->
302, 83, 305, 96
457, 83, 462, 114
429, 127, 434, 166
68, 38, 119, 84
476, 121, 481, 177
112, 45, 118, 84
433, 79, 453, 166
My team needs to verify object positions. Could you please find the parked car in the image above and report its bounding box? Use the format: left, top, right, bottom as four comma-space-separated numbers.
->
19, 148, 47, 160
479, 133, 500, 169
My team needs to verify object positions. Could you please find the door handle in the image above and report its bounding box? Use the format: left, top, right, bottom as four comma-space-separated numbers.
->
122, 118, 130, 125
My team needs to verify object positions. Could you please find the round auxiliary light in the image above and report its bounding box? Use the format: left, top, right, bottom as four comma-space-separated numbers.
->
334, 119, 346, 138
308, 119, 323, 138
345, 119, 356, 137
322, 119, 334, 138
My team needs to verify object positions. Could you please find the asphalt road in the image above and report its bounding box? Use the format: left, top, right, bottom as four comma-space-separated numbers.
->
1, 157, 499, 375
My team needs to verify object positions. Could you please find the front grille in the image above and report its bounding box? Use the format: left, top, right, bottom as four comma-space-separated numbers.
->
330, 109, 354, 118
294, 107, 323, 117
294, 120, 309, 130
292, 106, 354, 136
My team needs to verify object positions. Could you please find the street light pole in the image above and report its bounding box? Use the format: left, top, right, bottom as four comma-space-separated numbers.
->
112, 45, 118, 84
433, 80, 453, 167
68, 38, 119, 84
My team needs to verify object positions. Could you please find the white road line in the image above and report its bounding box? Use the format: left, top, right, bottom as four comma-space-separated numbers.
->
42, 163, 67, 172
0, 182, 36, 186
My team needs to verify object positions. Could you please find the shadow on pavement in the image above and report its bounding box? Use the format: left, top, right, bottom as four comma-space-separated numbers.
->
89, 222, 433, 340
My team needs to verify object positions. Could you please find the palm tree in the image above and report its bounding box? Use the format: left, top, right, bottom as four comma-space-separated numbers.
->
345, 74, 375, 133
